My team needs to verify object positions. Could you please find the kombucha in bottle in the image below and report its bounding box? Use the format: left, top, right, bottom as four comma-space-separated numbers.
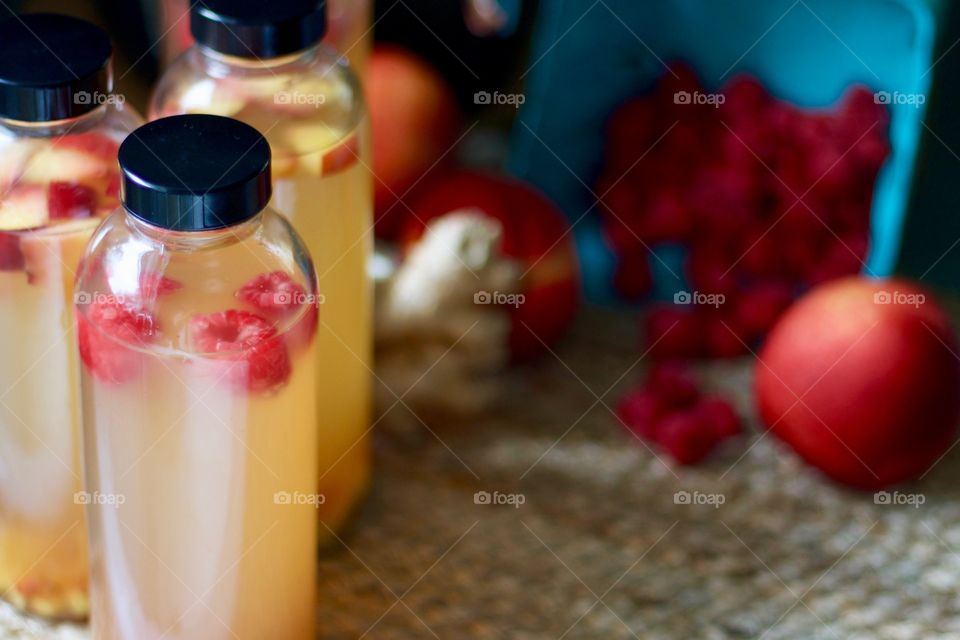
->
0, 12, 142, 620
77, 114, 320, 639
150, 0, 373, 538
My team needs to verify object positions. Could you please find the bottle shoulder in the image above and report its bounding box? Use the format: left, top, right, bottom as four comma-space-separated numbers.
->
149, 46, 366, 143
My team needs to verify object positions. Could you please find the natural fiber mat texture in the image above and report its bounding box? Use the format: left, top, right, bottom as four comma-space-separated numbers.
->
4, 308, 960, 639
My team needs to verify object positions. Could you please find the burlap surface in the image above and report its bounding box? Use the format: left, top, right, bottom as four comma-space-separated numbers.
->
4, 308, 960, 639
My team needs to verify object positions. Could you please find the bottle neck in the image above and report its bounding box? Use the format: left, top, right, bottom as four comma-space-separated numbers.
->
127, 211, 264, 252
193, 44, 321, 76
0, 103, 110, 137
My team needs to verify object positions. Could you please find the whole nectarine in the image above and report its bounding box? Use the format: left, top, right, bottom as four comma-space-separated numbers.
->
366, 46, 461, 238
756, 277, 960, 489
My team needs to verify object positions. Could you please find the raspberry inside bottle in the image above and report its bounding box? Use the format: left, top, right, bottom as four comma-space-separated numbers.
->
0, 12, 142, 620
76, 114, 320, 639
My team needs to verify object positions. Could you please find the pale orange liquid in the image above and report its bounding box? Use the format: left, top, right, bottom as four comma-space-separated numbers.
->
154, 65, 375, 539
0, 223, 94, 619
268, 121, 374, 539
82, 237, 319, 639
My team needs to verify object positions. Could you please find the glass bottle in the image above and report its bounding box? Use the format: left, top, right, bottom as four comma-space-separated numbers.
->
150, 0, 373, 539
0, 12, 142, 620
77, 115, 320, 639
158, 0, 372, 74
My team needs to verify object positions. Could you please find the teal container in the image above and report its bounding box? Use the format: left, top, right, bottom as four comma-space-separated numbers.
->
509, 0, 949, 302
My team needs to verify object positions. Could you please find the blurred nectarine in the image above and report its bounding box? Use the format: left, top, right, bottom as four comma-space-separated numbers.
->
757, 277, 960, 489
366, 46, 461, 238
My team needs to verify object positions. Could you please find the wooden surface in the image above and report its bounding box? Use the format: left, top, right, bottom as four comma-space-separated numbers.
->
6, 307, 960, 639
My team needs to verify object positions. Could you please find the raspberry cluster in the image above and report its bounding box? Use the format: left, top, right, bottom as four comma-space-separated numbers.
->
617, 362, 742, 465
598, 64, 891, 359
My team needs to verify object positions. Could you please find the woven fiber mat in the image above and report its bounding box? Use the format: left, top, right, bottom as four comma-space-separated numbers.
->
5, 307, 960, 639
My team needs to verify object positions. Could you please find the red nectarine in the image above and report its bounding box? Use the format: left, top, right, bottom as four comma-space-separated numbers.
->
756, 277, 960, 489
366, 46, 461, 238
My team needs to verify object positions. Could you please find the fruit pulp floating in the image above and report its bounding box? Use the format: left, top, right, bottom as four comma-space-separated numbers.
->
150, 4, 373, 539
79, 115, 321, 638
0, 12, 143, 620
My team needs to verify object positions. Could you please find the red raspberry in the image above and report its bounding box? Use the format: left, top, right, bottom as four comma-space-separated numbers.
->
852, 133, 890, 175
189, 310, 292, 393
644, 305, 703, 360
695, 395, 743, 439
647, 361, 700, 408
840, 85, 890, 130
734, 282, 794, 337
657, 409, 722, 465
740, 227, 785, 280
77, 301, 158, 385
686, 246, 737, 297
639, 191, 692, 244
807, 237, 867, 285
701, 312, 750, 359
616, 388, 666, 441
613, 250, 652, 300
236, 271, 307, 316
606, 99, 660, 169
236, 271, 318, 348
721, 75, 770, 122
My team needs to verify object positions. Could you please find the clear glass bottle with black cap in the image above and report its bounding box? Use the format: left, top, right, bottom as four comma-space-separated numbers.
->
149, 0, 372, 541
0, 12, 142, 620
77, 114, 320, 639
159, 0, 373, 73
